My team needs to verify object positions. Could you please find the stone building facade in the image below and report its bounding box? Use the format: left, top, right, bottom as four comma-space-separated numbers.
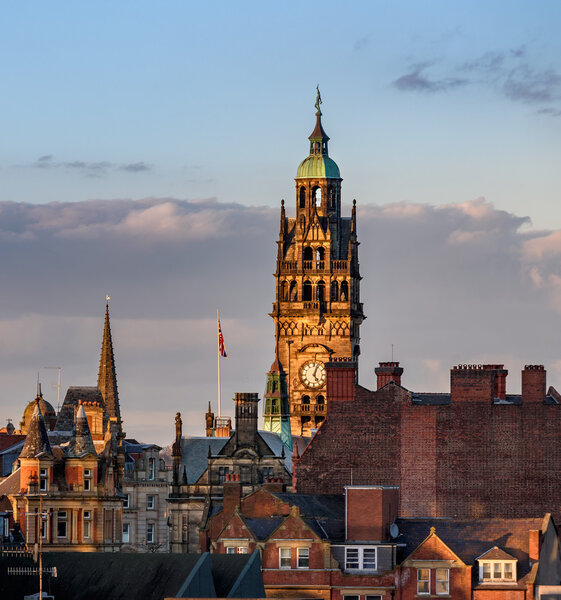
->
266, 91, 365, 438
121, 440, 171, 551
167, 392, 292, 553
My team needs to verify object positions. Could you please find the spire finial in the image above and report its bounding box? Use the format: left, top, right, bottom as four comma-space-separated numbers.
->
315, 85, 322, 116
106, 294, 110, 304
98, 299, 121, 421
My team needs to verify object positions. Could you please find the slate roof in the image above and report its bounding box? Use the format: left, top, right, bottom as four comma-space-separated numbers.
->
477, 546, 518, 561
395, 517, 544, 579
0, 470, 21, 496
55, 387, 105, 432
67, 404, 97, 457
19, 402, 52, 458
243, 516, 285, 541
0, 552, 209, 600
180, 437, 228, 483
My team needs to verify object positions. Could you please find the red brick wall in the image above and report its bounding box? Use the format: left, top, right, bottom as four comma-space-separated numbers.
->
296, 367, 561, 519
346, 487, 398, 541
473, 589, 526, 600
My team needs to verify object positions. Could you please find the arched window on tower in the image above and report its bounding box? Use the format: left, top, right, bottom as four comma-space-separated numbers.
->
331, 281, 339, 301
303, 246, 314, 261
312, 186, 321, 206
281, 280, 288, 301
299, 186, 306, 209
316, 395, 325, 413
316, 280, 325, 301
289, 281, 298, 301
303, 280, 312, 301
302, 395, 310, 412
316, 247, 325, 261
340, 281, 349, 302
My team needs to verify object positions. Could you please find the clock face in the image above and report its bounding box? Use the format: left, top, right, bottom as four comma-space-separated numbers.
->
300, 361, 326, 389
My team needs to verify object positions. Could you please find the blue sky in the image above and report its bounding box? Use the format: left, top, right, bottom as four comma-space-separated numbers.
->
2, 2, 561, 445
2, 1, 561, 226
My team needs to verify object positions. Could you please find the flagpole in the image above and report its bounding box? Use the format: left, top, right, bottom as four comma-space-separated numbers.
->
217, 309, 221, 418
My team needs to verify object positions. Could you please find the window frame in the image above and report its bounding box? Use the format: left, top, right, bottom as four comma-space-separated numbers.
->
297, 547, 310, 569
122, 522, 130, 543
279, 547, 291, 569
123, 494, 129, 509
146, 522, 154, 544
417, 567, 431, 595
57, 511, 67, 538
83, 510, 91, 539
479, 560, 516, 583
146, 495, 155, 510
344, 546, 378, 571
436, 568, 449, 595
39, 468, 48, 492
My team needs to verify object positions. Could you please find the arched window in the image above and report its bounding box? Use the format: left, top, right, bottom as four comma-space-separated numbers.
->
316, 247, 325, 261
289, 281, 298, 301
303, 246, 314, 261
312, 186, 321, 205
328, 186, 335, 208
316, 281, 325, 301
303, 281, 312, 301
299, 186, 306, 209
331, 281, 339, 301
302, 395, 310, 404
281, 280, 288, 301
316, 395, 325, 407
340, 281, 349, 301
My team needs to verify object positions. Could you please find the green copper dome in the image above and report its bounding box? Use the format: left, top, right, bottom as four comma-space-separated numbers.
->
296, 87, 340, 179
296, 155, 340, 179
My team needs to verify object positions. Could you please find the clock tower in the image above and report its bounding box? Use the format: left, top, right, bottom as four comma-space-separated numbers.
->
266, 90, 365, 437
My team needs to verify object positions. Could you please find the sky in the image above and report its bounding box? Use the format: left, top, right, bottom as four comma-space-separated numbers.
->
1, 2, 561, 446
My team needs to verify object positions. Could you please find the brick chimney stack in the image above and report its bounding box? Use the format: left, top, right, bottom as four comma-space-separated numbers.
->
223, 473, 242, 516
522, 365, 546, 403
375, 362, 403, 389
450, 364, 508, 402
326, 358, 357, 412
345, 486, 399, 542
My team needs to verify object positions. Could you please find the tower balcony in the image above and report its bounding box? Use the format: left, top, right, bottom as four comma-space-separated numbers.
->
291, 402, 326, 416
278, 259, 349, 274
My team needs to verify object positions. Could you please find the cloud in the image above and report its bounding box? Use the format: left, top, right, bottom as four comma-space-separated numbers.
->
393, 62, 467, 93
17, 156, 153, 177
393, 45, 561, 115
2, 197, 561, 446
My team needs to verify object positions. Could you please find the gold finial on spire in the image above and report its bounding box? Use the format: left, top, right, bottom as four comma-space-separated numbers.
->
315, 85, 322, 116
106, 294, 111, 304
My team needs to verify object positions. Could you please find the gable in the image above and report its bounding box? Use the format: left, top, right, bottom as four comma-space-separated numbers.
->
404, 532, 464, 565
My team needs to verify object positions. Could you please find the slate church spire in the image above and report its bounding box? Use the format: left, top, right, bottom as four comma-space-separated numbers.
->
97, 299, 121, 421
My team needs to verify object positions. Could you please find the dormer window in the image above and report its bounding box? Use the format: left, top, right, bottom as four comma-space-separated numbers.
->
345, 546, 377, 571
480, 560, 516, 582
477, 546, 517, 583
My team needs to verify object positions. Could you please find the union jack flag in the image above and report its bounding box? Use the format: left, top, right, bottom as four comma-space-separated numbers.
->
218, 317, 228, 358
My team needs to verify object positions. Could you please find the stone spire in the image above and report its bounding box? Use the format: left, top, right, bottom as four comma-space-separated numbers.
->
97, 301, 121, 421
19, 400, 52, 458
67, 402, 97, 457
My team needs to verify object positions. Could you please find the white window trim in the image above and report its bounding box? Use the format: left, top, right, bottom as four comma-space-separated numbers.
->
57, 512, 68, 538
123, 494, 129, 509
344, 546, 377, 571
279, 547, 291, 569
417, 567, 431, 595
479, 560, 517, 583
297, 547, 310, 569
122, 523, 130, 543
436, 568, 449, 595
147, 495, 155, 510
146, 523, 154, 544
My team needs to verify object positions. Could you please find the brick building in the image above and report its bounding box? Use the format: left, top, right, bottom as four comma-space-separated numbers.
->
295, 360, 561, 521
202, 485, 561, 600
